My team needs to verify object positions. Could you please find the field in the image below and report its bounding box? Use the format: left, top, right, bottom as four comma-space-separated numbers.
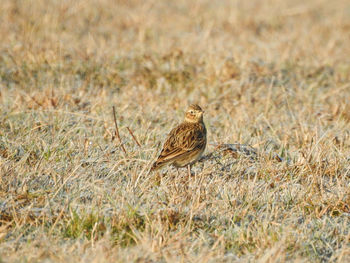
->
1, 0, 350, 262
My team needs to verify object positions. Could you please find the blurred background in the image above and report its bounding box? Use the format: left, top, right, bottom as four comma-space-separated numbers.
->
1, 0, 350, 142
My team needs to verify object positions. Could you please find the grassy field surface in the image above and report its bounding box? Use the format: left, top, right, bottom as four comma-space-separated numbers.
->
1, 0, 350, 262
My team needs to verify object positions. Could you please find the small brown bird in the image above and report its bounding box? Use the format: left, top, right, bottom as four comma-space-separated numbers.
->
150, 104, 207, 176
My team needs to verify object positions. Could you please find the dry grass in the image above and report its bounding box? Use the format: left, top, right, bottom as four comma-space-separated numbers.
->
1, 0, 350, 262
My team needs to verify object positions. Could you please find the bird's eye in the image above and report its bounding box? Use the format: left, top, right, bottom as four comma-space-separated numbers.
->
190, 110, 194, 114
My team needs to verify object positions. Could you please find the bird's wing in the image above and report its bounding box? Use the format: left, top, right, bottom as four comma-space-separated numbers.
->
151, 123, 205, 169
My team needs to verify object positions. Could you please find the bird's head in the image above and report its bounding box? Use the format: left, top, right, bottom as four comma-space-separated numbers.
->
184, 104, 204, 123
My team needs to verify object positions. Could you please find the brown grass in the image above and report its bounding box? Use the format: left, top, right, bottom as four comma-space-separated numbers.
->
1, 0, 350, 262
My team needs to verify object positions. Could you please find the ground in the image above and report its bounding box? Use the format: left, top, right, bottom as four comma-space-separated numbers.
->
1, 0, 350, 262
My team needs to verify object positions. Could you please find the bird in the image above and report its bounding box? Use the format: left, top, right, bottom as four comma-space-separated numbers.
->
150, 104, 207, 177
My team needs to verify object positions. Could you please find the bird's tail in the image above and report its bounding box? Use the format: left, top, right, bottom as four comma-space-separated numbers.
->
149, 160, 166, 173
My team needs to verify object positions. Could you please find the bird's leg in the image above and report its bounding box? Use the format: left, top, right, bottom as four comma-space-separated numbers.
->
187, 164, 191, 179
173, 169, 179, 193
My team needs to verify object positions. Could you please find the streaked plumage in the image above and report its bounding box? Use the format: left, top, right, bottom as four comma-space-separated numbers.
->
151, 104, 207, 174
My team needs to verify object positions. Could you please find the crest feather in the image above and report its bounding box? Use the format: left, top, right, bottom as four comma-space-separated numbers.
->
188, 104, 203, 111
